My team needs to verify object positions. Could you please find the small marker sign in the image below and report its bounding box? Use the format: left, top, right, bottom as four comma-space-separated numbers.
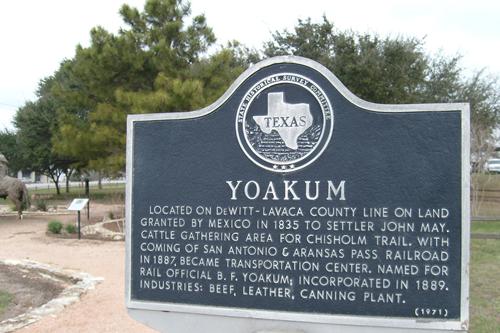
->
67, 198, 89, 239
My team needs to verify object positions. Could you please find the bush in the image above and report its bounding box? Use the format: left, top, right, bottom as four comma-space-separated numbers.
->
36, 200, 47, 212
108, 211, 115, 219
0, 290, 13, 314
65, 223, 76, 234
47, 221, 63, 234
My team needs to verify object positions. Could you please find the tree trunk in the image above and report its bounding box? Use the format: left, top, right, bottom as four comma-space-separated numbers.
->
48, 170, 62, 195
98, 172, 103, 189
54, 179, 61, 195
85, 178, 90, 197
65, 169, 74, 193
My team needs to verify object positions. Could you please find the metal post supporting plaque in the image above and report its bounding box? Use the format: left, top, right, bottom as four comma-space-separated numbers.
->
77, 210, 81, 239
85, 178, 90, 221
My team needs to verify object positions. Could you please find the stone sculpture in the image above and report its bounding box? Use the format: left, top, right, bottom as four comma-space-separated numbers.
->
0, 153, 30, 219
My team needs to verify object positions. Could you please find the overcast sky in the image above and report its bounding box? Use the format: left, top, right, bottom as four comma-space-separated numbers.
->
1, 0, 499, 131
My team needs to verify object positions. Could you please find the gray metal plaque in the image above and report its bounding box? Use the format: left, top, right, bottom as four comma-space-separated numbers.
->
67, 198, 89, 211
126, 56, 469, 332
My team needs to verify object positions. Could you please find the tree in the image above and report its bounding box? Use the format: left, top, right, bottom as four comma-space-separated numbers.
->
117, 41, 259, 114
463, 72, 500, 216
0, 130, 24, 177
52, 0, 226, 175
463, 71, 500, 162
51, 0, 258, 176
264, 16, 465, 105
191, 41, 260, 104
263, 16, 499, 142
14, 78, 75, 195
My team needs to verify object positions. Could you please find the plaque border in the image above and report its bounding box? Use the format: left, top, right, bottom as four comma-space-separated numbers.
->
126, 56, 470, 331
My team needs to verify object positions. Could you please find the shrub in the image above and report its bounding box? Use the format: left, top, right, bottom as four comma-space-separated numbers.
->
47, 221, 63, 234
10, 201, 29, 211
108, 211, 115, 220
36, 200, 47, 212
0, 290, 13, 314
65, 223, 76, 234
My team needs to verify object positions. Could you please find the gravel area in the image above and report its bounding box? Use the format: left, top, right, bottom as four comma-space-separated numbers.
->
0, 204, 155, 333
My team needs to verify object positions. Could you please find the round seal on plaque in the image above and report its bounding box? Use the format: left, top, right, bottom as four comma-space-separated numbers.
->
236, 73, 334, 172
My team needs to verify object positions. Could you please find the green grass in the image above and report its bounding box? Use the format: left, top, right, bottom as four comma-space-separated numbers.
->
31, 183, 124, 196
0, 290, 12, 315
29, 183, 124, 195
470, 238, 500, 332
0, 183, 124, 206
472, 221, 500, 234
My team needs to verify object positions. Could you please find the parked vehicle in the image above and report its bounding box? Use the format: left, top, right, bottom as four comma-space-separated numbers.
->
486, 158, 500, 173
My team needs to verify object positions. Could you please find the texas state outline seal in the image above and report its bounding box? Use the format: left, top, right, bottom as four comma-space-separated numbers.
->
236, 73, 334, 172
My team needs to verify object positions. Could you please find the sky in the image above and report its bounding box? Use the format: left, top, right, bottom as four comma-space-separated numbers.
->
1, 0, 499, 131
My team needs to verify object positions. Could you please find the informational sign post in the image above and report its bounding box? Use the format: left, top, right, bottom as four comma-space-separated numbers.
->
126, 56, 469, 333
68, 198, 89, 240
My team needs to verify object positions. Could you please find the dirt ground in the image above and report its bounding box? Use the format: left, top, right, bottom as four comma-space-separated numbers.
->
0, 263, 65, 322
0, 203, 155, 333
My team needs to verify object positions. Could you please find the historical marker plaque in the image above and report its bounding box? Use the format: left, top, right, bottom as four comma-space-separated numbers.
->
126, 56, 469, 332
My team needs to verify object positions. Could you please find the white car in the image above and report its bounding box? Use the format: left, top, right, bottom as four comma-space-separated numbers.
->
486, 158, 500, 173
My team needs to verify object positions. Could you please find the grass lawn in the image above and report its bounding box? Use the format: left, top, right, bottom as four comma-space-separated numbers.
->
473, 173, 500, 190
29, 183, 124, 196
31, 183, 125, 201
0, 183, 125, 206
0, 184, 125, 212
471, 221, 500, 234
470, 238, 500, 332
0, 290, 12, 316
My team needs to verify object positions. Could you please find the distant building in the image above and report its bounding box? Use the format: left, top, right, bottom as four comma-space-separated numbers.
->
493, 128, 500, 157
0, 152, 51, 183
16, 170, 49, 183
